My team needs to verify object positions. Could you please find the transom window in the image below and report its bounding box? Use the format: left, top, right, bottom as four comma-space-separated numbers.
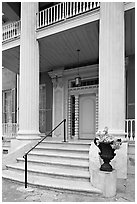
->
71, 78, 99, 88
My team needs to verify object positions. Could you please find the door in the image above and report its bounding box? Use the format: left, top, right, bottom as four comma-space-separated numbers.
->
79, 94, 96, 139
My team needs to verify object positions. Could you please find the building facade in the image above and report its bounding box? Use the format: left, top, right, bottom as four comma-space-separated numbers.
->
2, 2, 135, 141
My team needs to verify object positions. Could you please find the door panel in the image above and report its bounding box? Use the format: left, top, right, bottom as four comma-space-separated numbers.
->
79, 94, 96, 139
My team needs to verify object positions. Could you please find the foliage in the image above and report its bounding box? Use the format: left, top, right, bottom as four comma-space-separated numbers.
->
95, 127, 122, 150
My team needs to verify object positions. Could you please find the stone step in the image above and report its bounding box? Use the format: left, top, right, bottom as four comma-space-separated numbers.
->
29, 150, 89, 160
17, 156, 89, 170
2, 169, 102, 195
39, 140, 91, 149
6, 162, 90, 182
34, 146, 89, 155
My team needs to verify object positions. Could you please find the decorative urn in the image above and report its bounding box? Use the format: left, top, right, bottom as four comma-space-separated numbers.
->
94, 127, 122, 172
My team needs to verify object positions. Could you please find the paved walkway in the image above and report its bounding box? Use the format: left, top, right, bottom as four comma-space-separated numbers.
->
2, 175, 135, 202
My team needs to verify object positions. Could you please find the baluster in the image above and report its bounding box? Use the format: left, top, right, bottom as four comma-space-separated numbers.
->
98, 2, 100, 7
63, 2, 65, 19
129, 120, 131, 140
126, 120, 129, 139
12, 22, 15, 37
44, 9, 47, 26
39, 11, 41, 27
5, 26, 7, 40
47, 8, 49, 25
83, 2, 85, 12
19, 21, 21, 35
9, 24, 11, 39
7, 25, 9, 39
53, 6, 55, 23
66, 2, 69, 18
11, 23, 13, 38
42, 10, 44, 26
59, 3, 61, 20
131, 120, 133, 140
3, 27, 5, 41
73, 2, 75, 16
15, 22, 17, 36
40, 11, 43, 27
50, 7, 52, 24
16, 22, 19, 36
56, 5, 58, 22
4, 27, 6, 40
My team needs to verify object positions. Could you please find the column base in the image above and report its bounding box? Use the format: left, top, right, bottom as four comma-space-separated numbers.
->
17, 130, 41, 140
92, 169, 117, 198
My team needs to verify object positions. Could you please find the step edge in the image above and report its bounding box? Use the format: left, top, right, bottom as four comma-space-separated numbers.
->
6, 165, 90, 179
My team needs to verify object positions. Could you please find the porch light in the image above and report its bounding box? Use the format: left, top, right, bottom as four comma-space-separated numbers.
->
75, 49, 81, 86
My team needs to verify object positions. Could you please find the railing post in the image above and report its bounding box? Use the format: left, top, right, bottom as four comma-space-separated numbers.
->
24, 154, 27, 188
64, 119, 66, 142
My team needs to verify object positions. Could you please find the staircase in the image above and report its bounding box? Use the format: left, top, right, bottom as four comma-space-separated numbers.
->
2, 140, 102, 195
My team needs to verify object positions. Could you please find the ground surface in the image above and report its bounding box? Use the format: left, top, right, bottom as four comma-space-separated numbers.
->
2, 175, 135, 202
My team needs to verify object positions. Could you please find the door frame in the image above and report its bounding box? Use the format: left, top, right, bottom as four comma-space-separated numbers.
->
68, 84, 98, 140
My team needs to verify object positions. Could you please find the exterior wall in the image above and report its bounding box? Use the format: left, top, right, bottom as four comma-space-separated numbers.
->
126, 55, 135, 119
2, 68, 17, 123
49, 64, 99, 140
40, 72, 53, 134
2, 67, 16, 90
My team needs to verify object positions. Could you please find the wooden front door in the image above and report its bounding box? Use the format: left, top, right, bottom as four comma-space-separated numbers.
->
79, 94, 96, 139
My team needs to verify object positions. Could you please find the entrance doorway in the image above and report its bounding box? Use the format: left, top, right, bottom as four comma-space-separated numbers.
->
79, 94, 96, 139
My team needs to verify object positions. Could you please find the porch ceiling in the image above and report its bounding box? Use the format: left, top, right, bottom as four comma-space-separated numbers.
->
2, 46, 20, 73
39, 20, 99, 72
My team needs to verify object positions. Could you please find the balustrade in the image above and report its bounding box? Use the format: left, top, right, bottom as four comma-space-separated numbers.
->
2, 3, 100, 42
2, 123, 19, 137
125, 119, 135, 141
37, 2, 100, 29
2, 21, 21, 42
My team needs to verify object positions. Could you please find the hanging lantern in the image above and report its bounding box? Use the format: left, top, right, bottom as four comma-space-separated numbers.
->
75, 76, 81, 86
75, 49, 81, 86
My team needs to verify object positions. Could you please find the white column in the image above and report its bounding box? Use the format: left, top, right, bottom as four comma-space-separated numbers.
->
17, 2, 40, 140
99, 2, 125, 136
16, 74, 19, 124
75, 95, 79, 139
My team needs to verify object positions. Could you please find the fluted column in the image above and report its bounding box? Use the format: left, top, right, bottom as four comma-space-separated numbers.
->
99, 2, 125, 136
17, 2, 40, 140
75, 95, 79, 139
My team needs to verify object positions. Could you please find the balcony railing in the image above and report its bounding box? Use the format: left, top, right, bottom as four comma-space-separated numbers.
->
2, 123, 19, 138
2, 3, 99, 42
37, 2, 100, 29
2, 20, 21, 42
125, 119, 135, 141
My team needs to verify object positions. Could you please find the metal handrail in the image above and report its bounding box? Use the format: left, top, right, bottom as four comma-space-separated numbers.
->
23, 118, 66, 188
